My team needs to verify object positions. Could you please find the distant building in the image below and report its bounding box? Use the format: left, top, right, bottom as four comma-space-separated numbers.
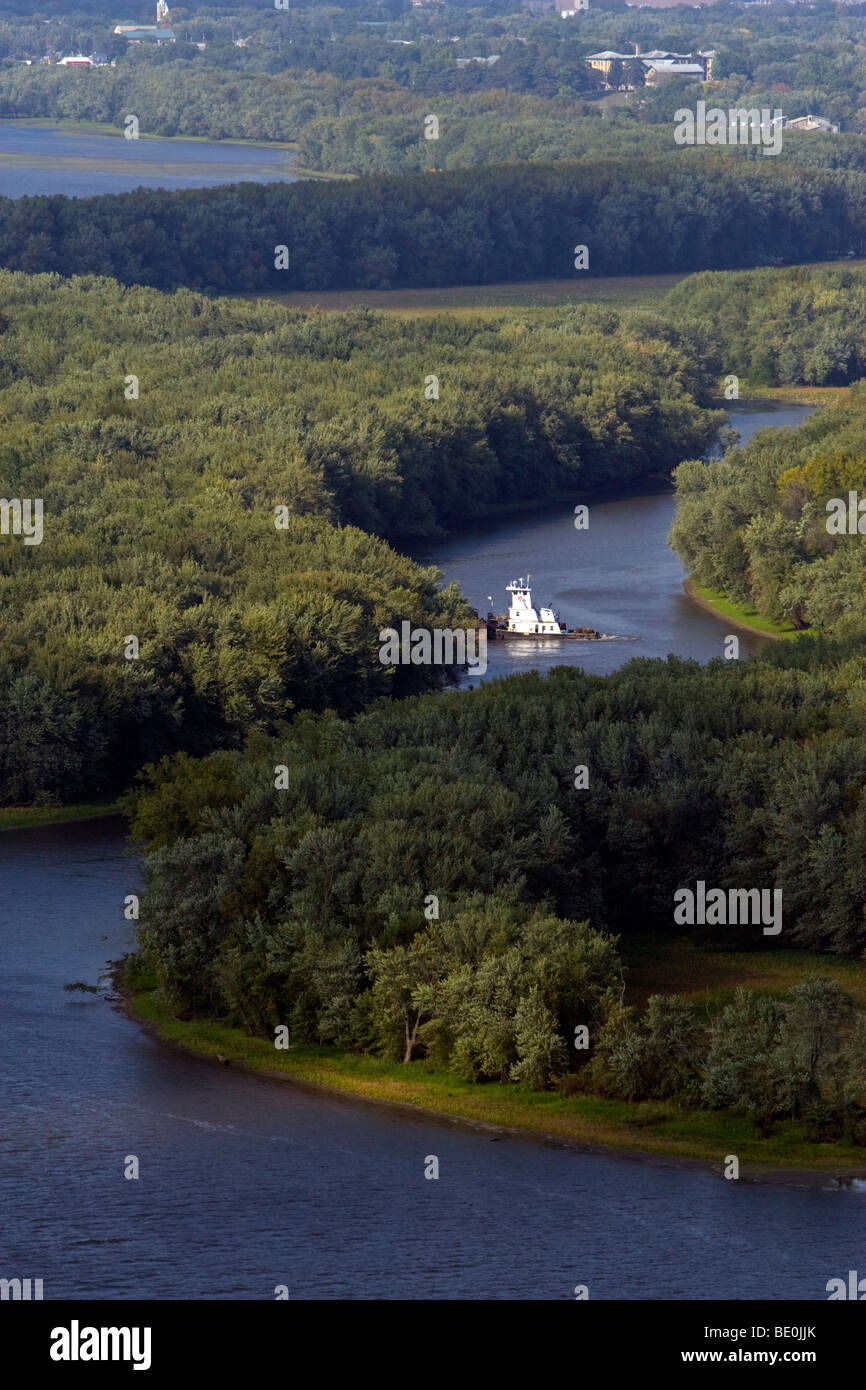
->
522, 0, 556, 11
585, 50, 630, 78
586, 46, 713, 87
643, 59, 706, 84
456, 55, 501, 68
90, 53, 111, 66
115, 6, 176, 42
113, 26, 176, 41
782, 113, 839, 133
58, 54, 92, 66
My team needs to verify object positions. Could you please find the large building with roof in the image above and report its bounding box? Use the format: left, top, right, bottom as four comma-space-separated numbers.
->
113, 26, 175, 40
585, 46, 714, 86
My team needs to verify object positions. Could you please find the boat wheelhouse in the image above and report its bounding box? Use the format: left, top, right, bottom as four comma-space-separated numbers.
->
504, 578, 565, 634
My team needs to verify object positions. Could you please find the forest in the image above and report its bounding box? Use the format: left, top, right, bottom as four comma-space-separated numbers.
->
669, 390, 865, 632
2, 266, 862, 809
1, 63, 862, 178
0, 225, 861, 1140
0, 157, 862, 293
125, 632, 866, 1130
663, 264, 866, 388
0, 269, 725, 805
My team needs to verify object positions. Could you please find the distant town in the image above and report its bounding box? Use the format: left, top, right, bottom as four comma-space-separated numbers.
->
13, 3, 839, 139
19, 2, 179, 69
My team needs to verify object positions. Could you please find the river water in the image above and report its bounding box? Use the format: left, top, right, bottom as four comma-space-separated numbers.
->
424, 401, 815, 684
1, 820, 862, 1301
2, 399, 862, 1302
0, 122, 297, 197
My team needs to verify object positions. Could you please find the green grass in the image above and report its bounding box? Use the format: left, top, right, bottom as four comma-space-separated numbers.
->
250, 259, 866, 318
127, 989, 866, 1176
687, 581, 810, 639
252, 270, 691, 316
622, 934, 866, 1011
737, 384, 853, 405
0, 799, 122, 832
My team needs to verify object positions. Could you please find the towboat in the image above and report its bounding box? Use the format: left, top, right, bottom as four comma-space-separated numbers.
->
486, 579, 600, 640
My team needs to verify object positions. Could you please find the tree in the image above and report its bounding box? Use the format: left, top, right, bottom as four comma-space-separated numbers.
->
702, 989, 786, 1130
511, 988, 567, 1089
366, 935, 439, 1062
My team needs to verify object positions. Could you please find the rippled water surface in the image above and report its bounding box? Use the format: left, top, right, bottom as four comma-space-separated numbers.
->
1, 818, 862, 1301
424, 403, 816, 684
0, 121, 297, 197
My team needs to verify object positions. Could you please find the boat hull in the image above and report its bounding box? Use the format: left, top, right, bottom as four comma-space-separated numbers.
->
493, 628, 601, 641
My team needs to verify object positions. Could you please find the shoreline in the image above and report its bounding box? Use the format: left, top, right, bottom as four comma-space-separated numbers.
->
119, 984, 865, 1187
413, 475, 676, 553
737, 384, 850, 405
682, 578, 808, 640
0, 800, 123, 833
0, 116, 343, 181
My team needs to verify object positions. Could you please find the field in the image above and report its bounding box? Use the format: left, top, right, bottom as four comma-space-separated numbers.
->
253, 271, 693, 315
250, 260, 866, 317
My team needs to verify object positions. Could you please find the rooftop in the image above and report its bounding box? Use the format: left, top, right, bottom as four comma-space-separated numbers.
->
644, 60, 705, 73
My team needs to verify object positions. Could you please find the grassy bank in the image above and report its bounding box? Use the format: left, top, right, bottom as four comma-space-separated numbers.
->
684, 580, 810, 639
737, 384, 852, 405
125, 986, 865, 1178
0, 799, 122, 832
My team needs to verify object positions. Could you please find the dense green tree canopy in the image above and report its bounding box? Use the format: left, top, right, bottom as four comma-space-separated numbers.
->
0, 270, 724, 803
0, 157, 861, 294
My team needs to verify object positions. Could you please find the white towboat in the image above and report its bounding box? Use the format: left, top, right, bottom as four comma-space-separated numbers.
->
488, 578, 600, 640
